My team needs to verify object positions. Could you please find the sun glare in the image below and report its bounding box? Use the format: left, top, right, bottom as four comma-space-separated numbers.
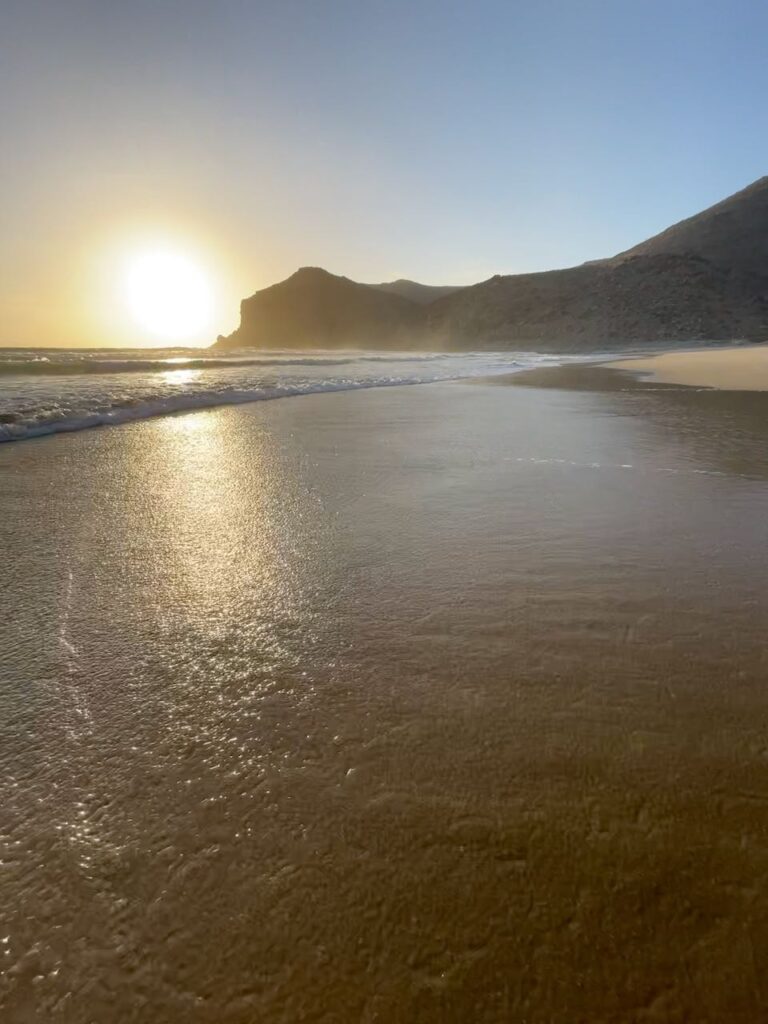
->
121, 247, 214, 342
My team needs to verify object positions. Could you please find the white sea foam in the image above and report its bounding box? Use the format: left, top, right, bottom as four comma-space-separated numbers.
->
0, 347, 598, 443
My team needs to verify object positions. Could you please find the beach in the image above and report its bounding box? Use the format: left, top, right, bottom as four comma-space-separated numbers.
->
606, 342, 768, 390
3, 372, 768, 1021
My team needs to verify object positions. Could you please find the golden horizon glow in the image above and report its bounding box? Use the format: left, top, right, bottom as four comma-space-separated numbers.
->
120, 246, 215, 343
2, 211, 257, 349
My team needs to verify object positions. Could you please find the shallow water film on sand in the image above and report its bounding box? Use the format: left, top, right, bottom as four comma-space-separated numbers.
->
3, 373, 768, 1021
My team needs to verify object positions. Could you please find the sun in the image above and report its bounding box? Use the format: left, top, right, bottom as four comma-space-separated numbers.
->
121, 246, 214, 342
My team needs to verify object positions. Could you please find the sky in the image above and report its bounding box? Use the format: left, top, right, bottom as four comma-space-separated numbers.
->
1, 0, 768, 348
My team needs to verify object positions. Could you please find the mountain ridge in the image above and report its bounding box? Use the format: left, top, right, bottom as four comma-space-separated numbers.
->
368, 279, 463, 304
217, 178, 768, 351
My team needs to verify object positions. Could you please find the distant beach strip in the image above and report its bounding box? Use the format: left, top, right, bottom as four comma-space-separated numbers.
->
603, 343, 768, 391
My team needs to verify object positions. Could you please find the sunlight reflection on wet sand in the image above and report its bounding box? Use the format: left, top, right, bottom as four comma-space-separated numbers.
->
3, 381, 768, 1021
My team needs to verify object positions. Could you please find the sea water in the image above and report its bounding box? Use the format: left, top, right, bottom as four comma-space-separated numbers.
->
0, 347, 596, 441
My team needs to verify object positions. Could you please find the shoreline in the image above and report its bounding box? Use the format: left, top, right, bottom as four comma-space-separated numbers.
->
475, 341, 768, 395
5, 341, 768, 449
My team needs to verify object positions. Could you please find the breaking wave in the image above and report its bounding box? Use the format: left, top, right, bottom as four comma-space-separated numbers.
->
0, 347, 595, 443
0, 349, 455, 376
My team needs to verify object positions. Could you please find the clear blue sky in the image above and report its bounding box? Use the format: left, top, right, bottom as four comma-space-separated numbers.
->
1, 0, 767, 345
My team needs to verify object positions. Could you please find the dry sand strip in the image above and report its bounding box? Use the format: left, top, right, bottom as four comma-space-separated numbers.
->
606, 343, 768, 391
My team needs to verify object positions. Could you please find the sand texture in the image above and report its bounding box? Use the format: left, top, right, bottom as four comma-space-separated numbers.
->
3, 381, 768, 1021
607, 343, 768, 390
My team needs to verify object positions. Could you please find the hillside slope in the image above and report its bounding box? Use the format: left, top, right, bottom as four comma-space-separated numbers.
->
609, 176, 768, 278
425, 253, 768, 349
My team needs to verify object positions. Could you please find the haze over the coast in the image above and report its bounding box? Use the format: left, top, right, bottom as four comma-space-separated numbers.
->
3, 0, 768, 348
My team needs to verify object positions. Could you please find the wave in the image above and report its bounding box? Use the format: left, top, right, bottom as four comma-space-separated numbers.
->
0, 375, 481, 442
0, 349, 452, 377
0, 349, 599, 444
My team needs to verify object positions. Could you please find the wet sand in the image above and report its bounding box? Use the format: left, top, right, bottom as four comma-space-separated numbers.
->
605, 342, 768, 390
3, 378, 768, 1021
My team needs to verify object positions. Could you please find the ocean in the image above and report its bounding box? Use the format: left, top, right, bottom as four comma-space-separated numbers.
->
0, 347, 597, 442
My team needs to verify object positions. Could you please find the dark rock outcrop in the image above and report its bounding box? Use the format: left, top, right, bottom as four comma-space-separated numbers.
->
220, 267, 423, 350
